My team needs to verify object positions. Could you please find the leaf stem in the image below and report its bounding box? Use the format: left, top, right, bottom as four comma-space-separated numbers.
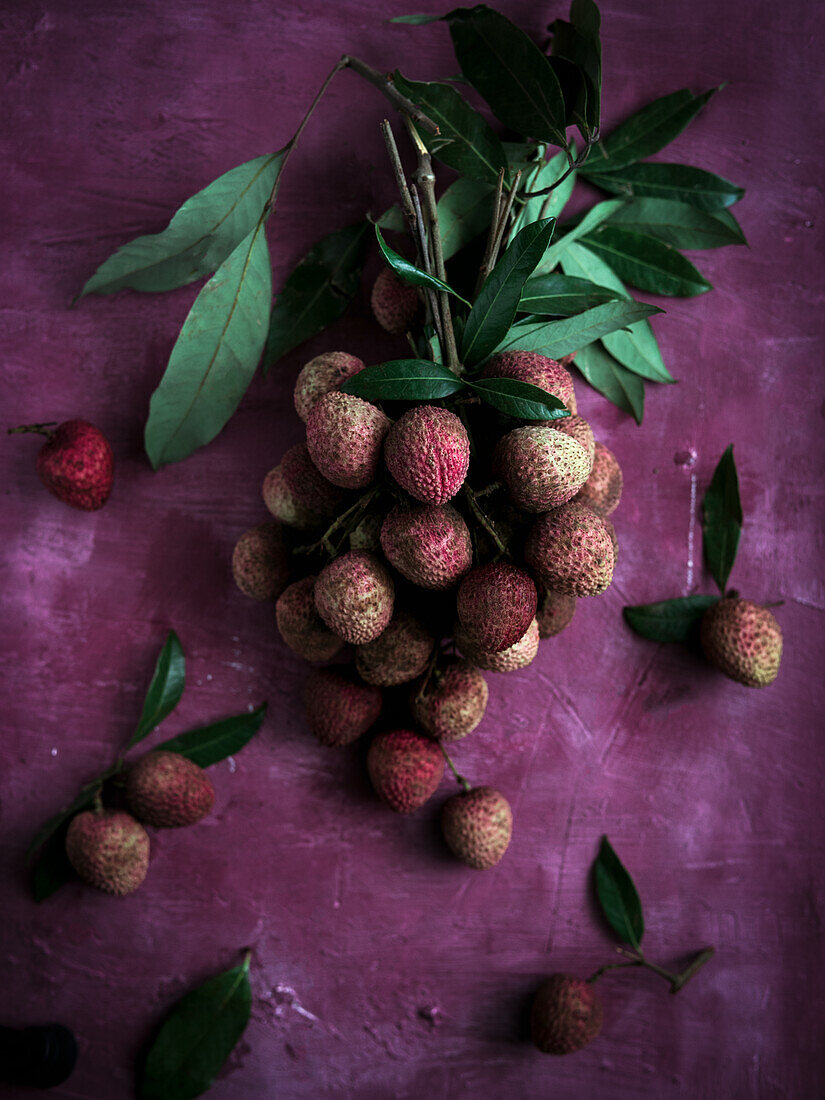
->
410, 185, 442, 342
535, 140, 597, 221
669, 947, 715, 993
440, 744, 471, 792
612, 945, 714, 993
342, 56, 440, 135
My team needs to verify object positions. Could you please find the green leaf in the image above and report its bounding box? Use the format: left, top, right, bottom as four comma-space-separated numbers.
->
466, 376, 570, 421
518, 147, 576, 231
709, 208, 748, 245
583, 162, 745, 211
263, 221, 369, 371
139, 954, 252, 1100
623, 595, 721, 643
341, 360, 465, 402
549, 0, 602, 136
375, 205, 406, 233
492, 298, 661, 361
32, 830, 78, 902
447, 6, 567, 145
389, 12, 443, 22
519, 273, 621, 315
145, 218, 272, 469
702, 444, 742, 593
155, 704, 267, 768
393, 71, 508, 184
438, 178, 496, 261
375, 226, 469, 305
461, 217, 556, 367
594, 836, 644, 949
581, 226, 712, 297
607, 198, 747, 249
535, 199, 627, 273
129, 631, 186, 749
573, 342, 645, 423
26, 774, 112, 863
586, 88, 717, 173
78, 153, 284, 298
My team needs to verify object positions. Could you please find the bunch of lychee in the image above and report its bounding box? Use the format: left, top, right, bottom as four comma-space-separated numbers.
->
233, 339, 623, 871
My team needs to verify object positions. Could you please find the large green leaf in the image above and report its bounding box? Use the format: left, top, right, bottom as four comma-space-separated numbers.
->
341, 360, 464, 402
145, 219, 272, 469
438, 178, 496, 261
549, 0, 602, 137
492, 298, 661, 362
465, 376, 570, 421
623, 595, 721, 643
571, 342, 645, 423
586, 88, 717, 173
584, 162, 745, 211
594, 836, 644, 950
128, 631, 186, 749
581, 226, 712, 297
374, 225, 469, 304
607, 198, 747, 249
517, 147, 576, 232
156, 704, 267, 768
519, 273, 620, 315
702, 444, 742, 593
536, 198, 626, 273
79, 153, 284, 298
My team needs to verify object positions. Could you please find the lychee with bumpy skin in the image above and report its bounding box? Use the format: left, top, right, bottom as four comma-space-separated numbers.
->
294, 352, 365, 423
367, 729, 445, 813
441, 786, 513, 869
531, 975, 604, 1055
410, 658, 488, 741
455, 618, 540, 672
380, 503, 472, 590
303, 668, 382, 746
700, 598, 782, 687
575, 442, 623, 516
355, 612, 434, 686
276, 576, 345, 662
553, 415, 595, 461
526, 503, 615, 597
482, 351, 577, 414
536, 589, 577, 638
495, 426, 592, 513
306, 392, 391, 489
262, 443, 346, 528
126, 752, 215, 828
371, 268, 419, 334
65, 810, 150, 895
314, 551, 394, 645
16, 419, 115, 510
232, 522, 289, 601
384, 406, 470, 504
456, 562, 537, 653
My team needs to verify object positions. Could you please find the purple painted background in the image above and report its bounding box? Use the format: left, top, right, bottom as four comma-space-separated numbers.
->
2, 1, 824, 1096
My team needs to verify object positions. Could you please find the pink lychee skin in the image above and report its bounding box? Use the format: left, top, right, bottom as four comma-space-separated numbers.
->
380, 503, 472, 590
699, 598, 783, 687
262, 442, 347, 528
536, 589, 577, 638
574, 441, 623, 516
384, 406, 470, 505
525, 502, 615, 598
314, 551, 394, 645
440, 786, 513, 869
456, 562, 538, 653
276, 576, 345, 662
410, 658, 488, 741
455, 618, 540, 672
553, 415, 595, 461
306, 391, 391, 489
366, 729, 445, 813
125, 751, 215, 828
531, 974, 604, 1055
371, 268, 420, 334
303, 668, 382, 746
355, 612, 435, 687
35, 419, 114, 510
65, 810, 150, 895
482, 351, 577, 414
294, 352, 366, 423
231, 522, 289, 601
495, 426, 592, 513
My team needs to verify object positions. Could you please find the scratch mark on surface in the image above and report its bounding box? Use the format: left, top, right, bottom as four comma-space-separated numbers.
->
599, 649, 660, 766
545, 788, 578, 955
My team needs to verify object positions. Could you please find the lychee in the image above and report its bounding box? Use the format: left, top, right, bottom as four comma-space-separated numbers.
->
303, 668, 382, 746
553, 415, 595, 461
366, 729, 445, 813
231, 522, 289, 601
380, 503, 472, 590
700, 598, 782, 687
314, 551, 394, 645
276, 576, 345, 661
575, 442, 623, 516
531, 975, 604, 1055
262, 442, 346, 528
355, 612, 434, 686
455, 618, 540, 672
525, 503, 614, 597
65, 809, 149, 895
384, 406, 470, 504
349, 512, 383, 552
125, 751, 215, 828
410, 658, 488, 741
13, 419, 115, 510
306, 391, 391, 489
482, 351, 577, 414
441, 786, 512, 869
371, 268, 419, 334
456, 562, 537, 653
494, 426, 592, 513
293, 351, 365, 423
536, 589, 577, 638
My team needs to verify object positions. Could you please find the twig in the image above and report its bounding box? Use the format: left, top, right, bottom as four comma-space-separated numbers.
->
474, 169, 522, 296
293, 487, 379, 557
411, 186, 442, 342
463, 485, 508, 557
440, 744, 472, 793
535, 140, 597, 221
380, 119, 415, 223
474, 167, 506, 297
341, 56, 440, 134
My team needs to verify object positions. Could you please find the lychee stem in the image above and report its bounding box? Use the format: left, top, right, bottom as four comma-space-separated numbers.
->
589, 945, 715, 994
92, 792, 104, 815
475, 167, 507, 296
414, 642, 442, 704
7, 422, 58, 438
463, 485, 508, 558
293, 487, 379, 558
439, 744, 472, 793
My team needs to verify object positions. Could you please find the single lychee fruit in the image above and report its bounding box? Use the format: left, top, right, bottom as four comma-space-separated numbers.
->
262, 443, 346, 528
441, 786, 513, 869
314, 551, 394, 645
303, 668, 382, 746
410, 658, 488, 742
553, 415, 595, 461
380, 503, 472, 590
306, 391, 391, 489
125, 752, 215, 828
495, 426, 592, 513
276, 576, 345, 662
699, 598, 782, 687
525, 503, 614, 597
575, 442, 623, 516
355, 612, 434, 687
371, 268, 419, 334
293, 351, 365, 423
349, 512, 383, 552
384, 406, 470, 505
366, 729, 445, 813
531, 975, 604, 1055
232, 522, 289, 601
455, 618, 540, 672
482, 351, 577, 414
536, 589, 577, 638
65, 810, 149, 895
456, 562, 538, 653
603, 515, 619, 564
11, 419, 114, 510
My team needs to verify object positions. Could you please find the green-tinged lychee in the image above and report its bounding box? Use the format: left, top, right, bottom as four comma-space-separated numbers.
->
126, 752, 215, 828
276, 576, 345, 661
700, 598, 782, 687
65, 810, 150, 895
410, 658, 488, 742
482, 351, 577, 414
536, 589, 577, 638
293, 351, 365, 423
441, 786, 512, 869
380, 503, 472, 590
525, 503, 614, 597
371, 268, 420, 334
355, 611, 434, 686
303, 668, 382, 746
349, 512, 383, 552
315, 551, 394, 645
231, 522, 289, 601
575, 442, 623, 516
531, 975, 604, 1055
456, 562, 537, 653
384, 406, 470, 504
366, 729, 445, 813
455, 618, 540, 672
306, 391, 391, 489
262, 442, 346, 528
495, 426, 592, 513
553, 415, 595, 461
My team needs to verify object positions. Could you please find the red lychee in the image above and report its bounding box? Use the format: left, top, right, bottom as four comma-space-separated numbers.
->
65, 810, 149, 895
494, 426, 592, 513
303, 668, 382, 746
456, 562, 538, 653
276, 576, 345, 662
455, 618, 540, 672
441, 786, 513, 869
525, 503, 614, 597
575, 441, 623, 516
700, 598, 782, 687
262, 442, 346, 528
355, 611, 434, 687
380, 503, 472, 590
16, 419, 115, 510
293, 351, 365, 423
482, 351, 577, 414
366, 729, 445, 813
531, 975, 604, 1055
314, 551, 394, 645
536, 589, 577, 638
306, 391, 391, 489
384, 406, 470, 504
410, 658, 488, 742
231, 522, 289, 601
125, 751, 215, 828
371, 268, 420, 334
